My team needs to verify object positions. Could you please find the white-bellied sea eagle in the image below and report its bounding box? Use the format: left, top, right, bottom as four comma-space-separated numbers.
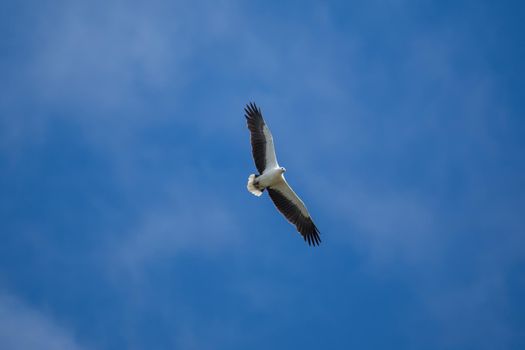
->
245, 102, 321, 246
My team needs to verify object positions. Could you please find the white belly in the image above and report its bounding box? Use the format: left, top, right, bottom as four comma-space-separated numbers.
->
257, 168, 283, 188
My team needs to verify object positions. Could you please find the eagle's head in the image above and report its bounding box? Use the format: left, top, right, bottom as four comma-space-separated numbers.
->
280, 167, 287, 173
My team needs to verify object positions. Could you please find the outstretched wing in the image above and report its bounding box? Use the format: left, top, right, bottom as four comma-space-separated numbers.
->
267, 178, 321, 246
245, 102, 279, 174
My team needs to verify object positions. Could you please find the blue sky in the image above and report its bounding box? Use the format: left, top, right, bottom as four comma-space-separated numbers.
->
1, 0, 524, 349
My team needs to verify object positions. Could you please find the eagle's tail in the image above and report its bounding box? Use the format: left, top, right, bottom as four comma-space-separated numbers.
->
247, 174, 263, 197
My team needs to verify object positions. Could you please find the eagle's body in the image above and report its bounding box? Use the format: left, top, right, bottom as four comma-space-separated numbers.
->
250, 167, 285, 192
244, 102, 321, 246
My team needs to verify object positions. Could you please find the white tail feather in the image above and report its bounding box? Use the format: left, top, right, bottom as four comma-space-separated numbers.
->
247, 174, 263, 196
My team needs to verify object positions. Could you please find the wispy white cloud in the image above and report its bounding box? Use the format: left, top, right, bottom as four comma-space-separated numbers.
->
1, 0, 244, 152
108, 178, 243, 275
0, 292, 89, 350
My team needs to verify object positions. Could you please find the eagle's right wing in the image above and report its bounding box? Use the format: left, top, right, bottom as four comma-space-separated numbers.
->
267, 177, 321, 246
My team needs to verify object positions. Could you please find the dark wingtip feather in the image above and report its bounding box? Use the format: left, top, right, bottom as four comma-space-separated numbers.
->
245, 102, 261, 119
299, 219, 321, 247
306, 222, 321, 247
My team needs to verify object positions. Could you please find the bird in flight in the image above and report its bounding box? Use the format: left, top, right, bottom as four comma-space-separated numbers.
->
245, 102, 321, 246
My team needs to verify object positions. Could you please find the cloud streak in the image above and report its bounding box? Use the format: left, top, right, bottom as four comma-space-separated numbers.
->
0, 292, 89, 350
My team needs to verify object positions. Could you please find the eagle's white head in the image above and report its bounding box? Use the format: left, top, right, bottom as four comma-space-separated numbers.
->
280, 167, 287, 173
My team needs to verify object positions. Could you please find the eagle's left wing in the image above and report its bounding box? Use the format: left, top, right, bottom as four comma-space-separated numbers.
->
267, 177, 321, 246
245, 103, 279, 174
